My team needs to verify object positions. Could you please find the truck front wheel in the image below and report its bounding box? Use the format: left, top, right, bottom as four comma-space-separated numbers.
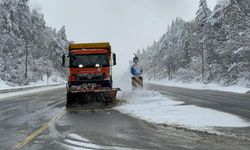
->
66, 92, 72, 109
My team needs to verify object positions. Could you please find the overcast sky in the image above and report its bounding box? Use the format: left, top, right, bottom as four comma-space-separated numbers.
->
30, 0, 217, 74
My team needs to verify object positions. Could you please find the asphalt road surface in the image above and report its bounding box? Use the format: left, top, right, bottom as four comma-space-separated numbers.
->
0, 86, 249, 150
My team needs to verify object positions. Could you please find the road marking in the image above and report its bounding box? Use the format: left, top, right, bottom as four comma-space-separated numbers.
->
14, 123, 49, 149
13, 110, 66, 149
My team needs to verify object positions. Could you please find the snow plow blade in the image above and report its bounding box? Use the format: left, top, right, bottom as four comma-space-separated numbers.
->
66, 88, 120, 109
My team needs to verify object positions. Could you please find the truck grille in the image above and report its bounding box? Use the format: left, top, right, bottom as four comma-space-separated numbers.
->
74, 74, 105, 81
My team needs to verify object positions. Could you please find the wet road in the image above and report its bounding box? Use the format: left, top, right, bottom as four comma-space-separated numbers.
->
0, 86, 249, 150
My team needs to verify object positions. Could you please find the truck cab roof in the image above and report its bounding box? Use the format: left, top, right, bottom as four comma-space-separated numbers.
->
71, 49, 108, 55
69, 42, 111, 53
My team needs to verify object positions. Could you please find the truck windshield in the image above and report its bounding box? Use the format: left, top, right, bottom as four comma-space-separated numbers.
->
70, 54, 109, 68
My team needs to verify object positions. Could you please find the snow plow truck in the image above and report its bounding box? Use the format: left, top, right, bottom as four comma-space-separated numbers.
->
62, 42, 120, 109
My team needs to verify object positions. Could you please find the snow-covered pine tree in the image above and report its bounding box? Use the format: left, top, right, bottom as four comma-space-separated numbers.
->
196, 0, 211, 27
139, 0, 250, 86
0, 0, 68, 85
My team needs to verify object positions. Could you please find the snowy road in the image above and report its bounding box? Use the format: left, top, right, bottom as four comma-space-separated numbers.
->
145, 83, 250, 121
0, 86, 250, 150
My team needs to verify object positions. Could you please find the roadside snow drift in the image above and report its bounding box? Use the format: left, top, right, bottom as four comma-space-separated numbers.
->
0, 84, 65, 100
116, 90, 250, 128
0, 74, 65, 90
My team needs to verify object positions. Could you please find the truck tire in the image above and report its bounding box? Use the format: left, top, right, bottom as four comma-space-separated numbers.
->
66, 92, 71, 109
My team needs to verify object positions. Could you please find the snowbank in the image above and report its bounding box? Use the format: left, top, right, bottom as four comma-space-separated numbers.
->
0, 74, 66, 90
0, 84, 65, 100
148, 79, 250, 93
116, 90, 250, 129
0, 79, 11, 90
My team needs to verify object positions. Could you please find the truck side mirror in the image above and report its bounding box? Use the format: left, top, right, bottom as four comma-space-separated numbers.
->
113, 53, 116, 66
62, 54, 66, 67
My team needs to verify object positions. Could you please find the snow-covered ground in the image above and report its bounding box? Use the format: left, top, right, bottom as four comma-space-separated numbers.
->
116, 90, 250, 130
111, 75, 250, 130
0, 74, 66, 90
0, 84, 65, 100
61, 133, 134, 150
148, 79, 250, 93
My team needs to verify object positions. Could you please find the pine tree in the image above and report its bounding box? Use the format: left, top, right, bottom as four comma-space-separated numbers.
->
138, 0, 250, 86
196, 0, 211, 24
0, 0, 68, 85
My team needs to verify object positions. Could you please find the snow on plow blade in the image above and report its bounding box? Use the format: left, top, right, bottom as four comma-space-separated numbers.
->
66, 88, 120, 109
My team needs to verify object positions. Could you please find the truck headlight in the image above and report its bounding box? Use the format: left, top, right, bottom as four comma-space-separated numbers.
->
95, 64, 100, 68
